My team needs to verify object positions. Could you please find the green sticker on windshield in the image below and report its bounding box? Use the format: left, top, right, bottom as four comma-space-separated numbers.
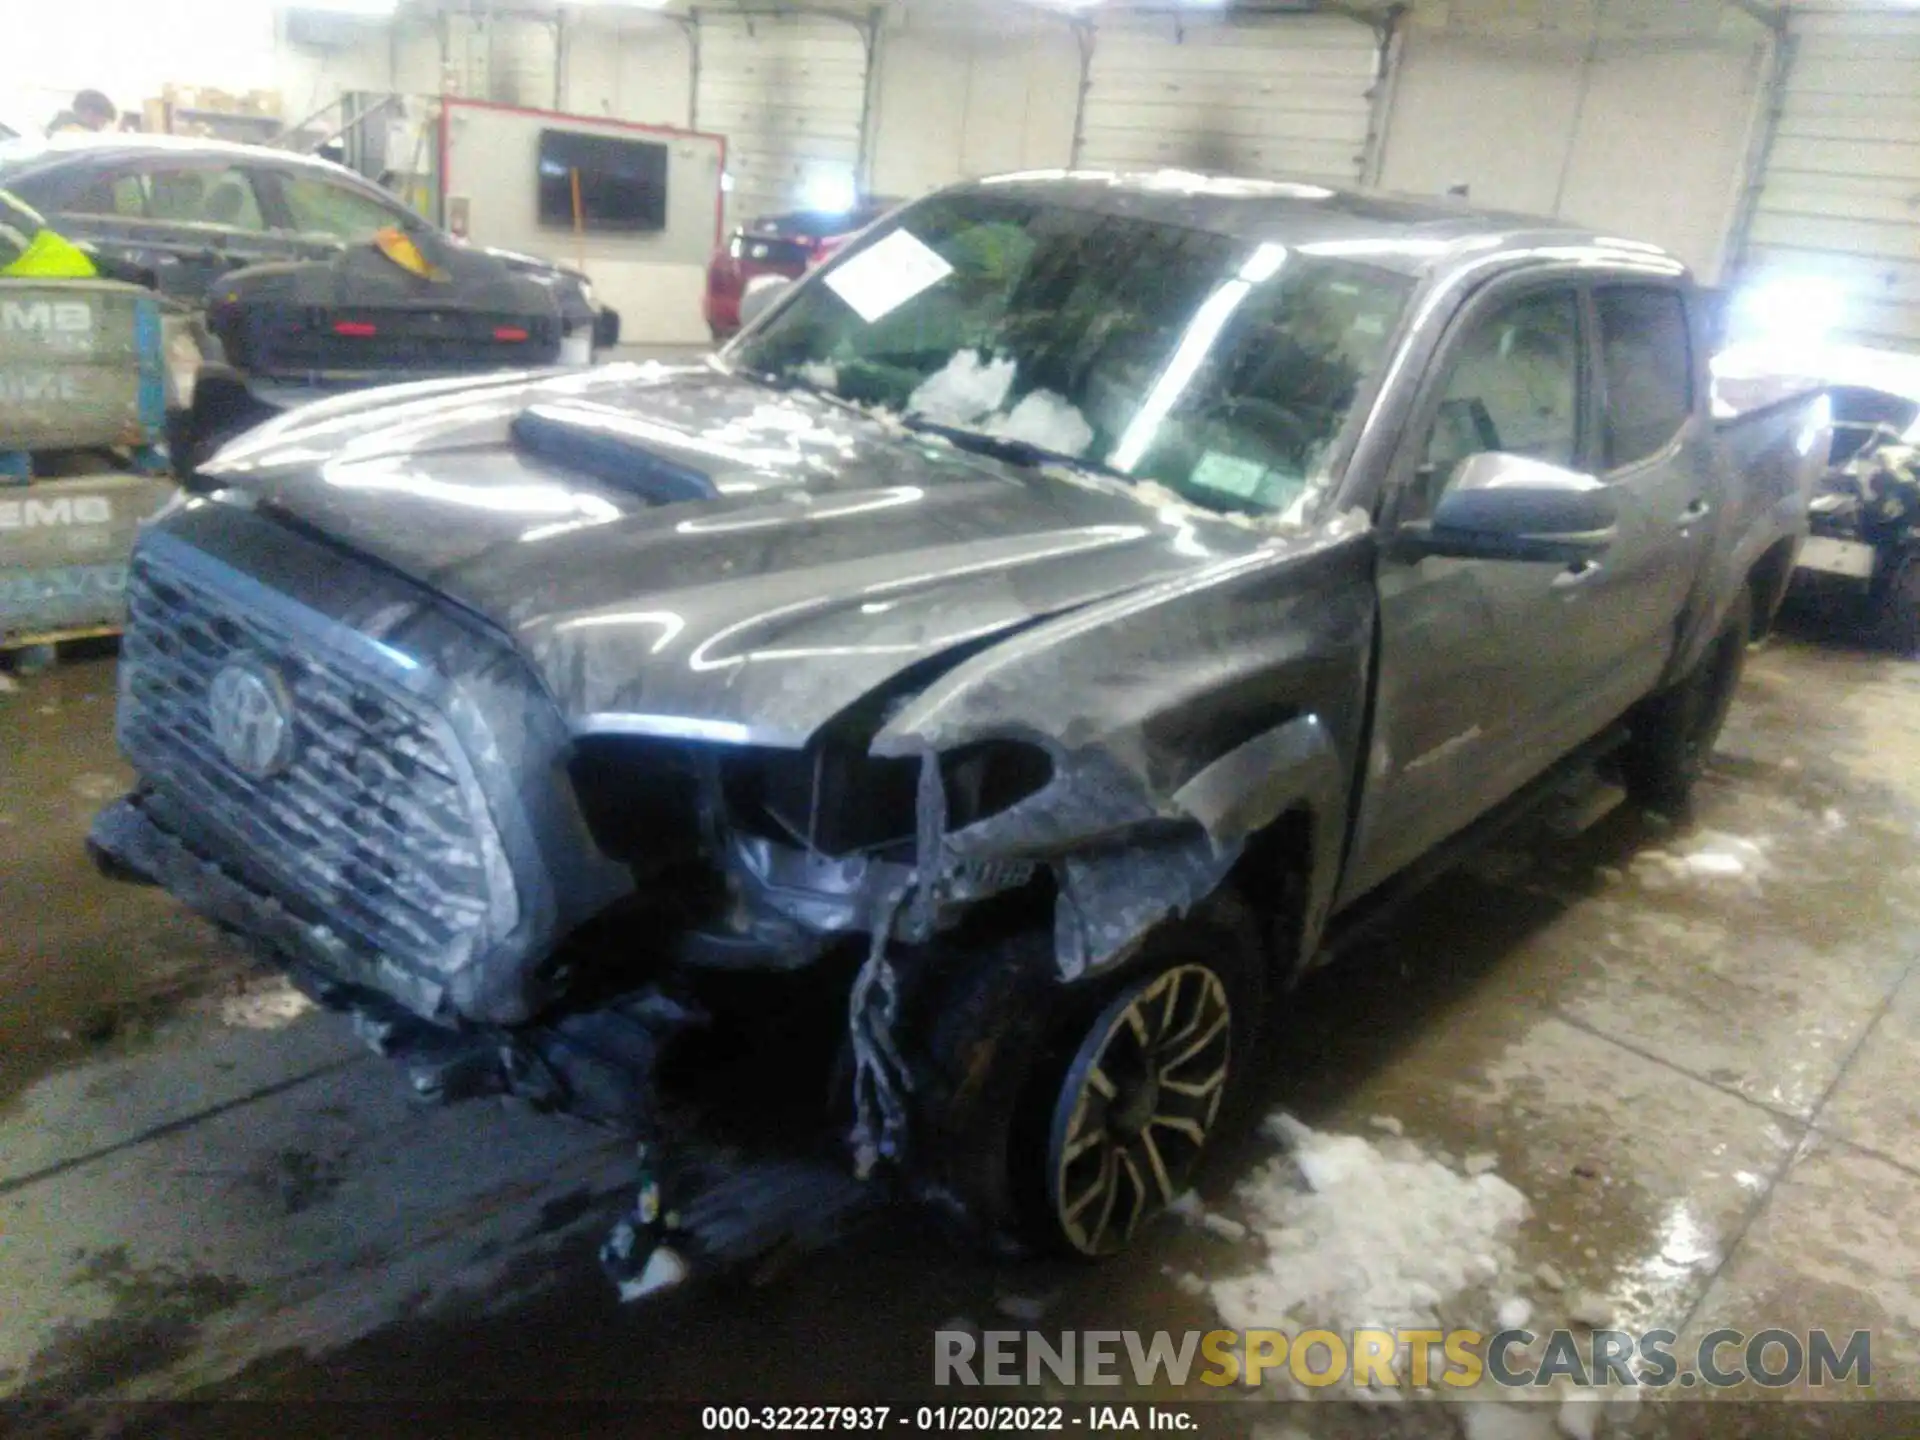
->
1189, 451, 1272, 501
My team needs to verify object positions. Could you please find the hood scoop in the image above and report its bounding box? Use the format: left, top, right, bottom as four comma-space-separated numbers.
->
511, 402, 719, 505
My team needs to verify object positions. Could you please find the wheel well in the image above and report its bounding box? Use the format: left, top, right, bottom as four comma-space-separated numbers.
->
1747, 538, 1798, 641
1228, 807, 1313, 977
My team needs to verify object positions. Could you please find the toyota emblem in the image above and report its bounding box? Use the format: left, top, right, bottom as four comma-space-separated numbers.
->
208, 659, 297, 779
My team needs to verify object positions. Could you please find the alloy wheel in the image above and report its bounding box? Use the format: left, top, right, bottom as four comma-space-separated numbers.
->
1046, 963, 1233, 1257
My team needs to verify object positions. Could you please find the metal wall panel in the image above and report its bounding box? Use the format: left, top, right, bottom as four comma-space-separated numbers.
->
1746, 6, 1920, 349
1077, 14, 1380, 186
489, 14, 559, 110
1379, 31, 1764, 283
695, 13, 872, 228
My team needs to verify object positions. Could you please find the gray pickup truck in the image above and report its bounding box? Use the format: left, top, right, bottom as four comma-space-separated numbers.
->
91, 175, 1827, 1291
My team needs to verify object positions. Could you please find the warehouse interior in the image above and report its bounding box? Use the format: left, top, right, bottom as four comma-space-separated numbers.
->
2, 1, 1919, 1436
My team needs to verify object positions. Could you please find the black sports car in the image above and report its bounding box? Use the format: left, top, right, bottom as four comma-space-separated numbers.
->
0, 132, 615, 354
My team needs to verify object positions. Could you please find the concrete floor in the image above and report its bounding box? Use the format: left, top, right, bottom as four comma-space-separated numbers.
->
2, 611, 1917, 1438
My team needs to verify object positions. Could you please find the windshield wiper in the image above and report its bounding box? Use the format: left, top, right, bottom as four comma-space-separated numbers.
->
896, 415, 1127, 482
745, 366, 1127, 484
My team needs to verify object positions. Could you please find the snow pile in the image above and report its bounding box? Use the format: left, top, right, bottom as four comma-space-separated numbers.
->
987, 389, 1094, 458
908, 349, 1015, 423
217, 976, 315, 1030
905, 350, 1095, 458
1630, 831, 1771, 887
1209, 1114, 1530, 1340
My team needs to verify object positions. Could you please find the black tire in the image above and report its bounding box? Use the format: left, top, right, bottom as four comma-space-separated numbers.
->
908, 892, 1266, 1257
1622, 586, 1752, 814
1871, 552, 1920, 656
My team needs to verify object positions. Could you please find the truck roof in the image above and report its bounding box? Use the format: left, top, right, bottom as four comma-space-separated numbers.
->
963, 169, 1685, 280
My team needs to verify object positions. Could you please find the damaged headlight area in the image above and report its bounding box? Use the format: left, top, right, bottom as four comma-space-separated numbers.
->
567, 731, 1055, 958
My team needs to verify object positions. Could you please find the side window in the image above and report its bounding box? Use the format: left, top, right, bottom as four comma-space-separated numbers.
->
1410, 287, 1581, 517
274, 174, 406, 243
144, 167, 267, 231
1595, 285, 1692, 470
66, 173, 148, 218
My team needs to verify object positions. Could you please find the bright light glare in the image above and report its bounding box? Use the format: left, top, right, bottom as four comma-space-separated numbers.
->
1238, 242, 1287, 284
1730, 275, 1845, 347
1112, 245, 1288, 473
800, 168, 858, 214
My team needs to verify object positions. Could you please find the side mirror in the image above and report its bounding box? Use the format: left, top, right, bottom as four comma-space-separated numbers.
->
1400, 451, 1618, 563
738, 274, 794, 331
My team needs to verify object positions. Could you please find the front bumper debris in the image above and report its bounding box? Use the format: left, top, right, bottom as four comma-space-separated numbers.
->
90, 791, 706, 1126
92, 788, 879, 1300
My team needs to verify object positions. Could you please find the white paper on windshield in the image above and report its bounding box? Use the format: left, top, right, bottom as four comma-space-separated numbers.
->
825, 229, 954, 323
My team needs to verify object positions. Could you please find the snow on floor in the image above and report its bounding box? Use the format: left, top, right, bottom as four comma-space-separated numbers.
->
1208, 1114, 1531, 1345
1629, 830, 1772, 888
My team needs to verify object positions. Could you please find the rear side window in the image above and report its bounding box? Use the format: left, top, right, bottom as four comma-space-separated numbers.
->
1595, 286, 1692, 469
141, 167, 268, 232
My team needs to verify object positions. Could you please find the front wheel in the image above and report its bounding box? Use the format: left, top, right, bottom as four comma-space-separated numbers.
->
1046, 961, 1237, 1257
909, 893, 1265, 1258
1622, 587, 1752, 814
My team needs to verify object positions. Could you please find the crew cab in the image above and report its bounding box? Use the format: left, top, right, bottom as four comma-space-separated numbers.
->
91, 175, 1828, 1292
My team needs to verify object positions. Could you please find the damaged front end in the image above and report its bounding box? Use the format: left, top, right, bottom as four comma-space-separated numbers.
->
91, 475, 1368, 1297
92, 243, 1380, 1293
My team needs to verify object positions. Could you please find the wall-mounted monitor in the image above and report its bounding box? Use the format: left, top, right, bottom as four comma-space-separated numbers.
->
537, 128, 669, 233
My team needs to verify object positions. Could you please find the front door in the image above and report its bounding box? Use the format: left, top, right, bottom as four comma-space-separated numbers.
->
255, 168, 418, 261
1341, 277, 1624, 904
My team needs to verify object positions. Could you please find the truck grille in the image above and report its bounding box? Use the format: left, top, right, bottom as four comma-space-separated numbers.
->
119, 547, 509, 976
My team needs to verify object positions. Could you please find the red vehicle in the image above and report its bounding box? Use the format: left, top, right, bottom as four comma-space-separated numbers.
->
704, 199, 899, 340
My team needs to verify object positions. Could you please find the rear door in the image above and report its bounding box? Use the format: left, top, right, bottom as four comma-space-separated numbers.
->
1340, 275, 1618, 902
1585, 283, 1711, 672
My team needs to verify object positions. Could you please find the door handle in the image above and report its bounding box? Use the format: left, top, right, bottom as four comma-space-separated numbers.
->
1677, 498, 1711, 526
1552, 559, 1603, 590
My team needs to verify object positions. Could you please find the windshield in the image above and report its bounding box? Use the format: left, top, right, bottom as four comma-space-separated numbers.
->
732, 192, 1414, 518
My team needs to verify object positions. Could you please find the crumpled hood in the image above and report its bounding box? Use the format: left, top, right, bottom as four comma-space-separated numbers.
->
199, 362, 1266, 745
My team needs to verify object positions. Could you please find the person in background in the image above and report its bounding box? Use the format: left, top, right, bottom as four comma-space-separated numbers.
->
47, 90, 116, 137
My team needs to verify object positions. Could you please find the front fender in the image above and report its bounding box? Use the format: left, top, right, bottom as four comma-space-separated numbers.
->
1170, 710, 1349, 958
873, 520, 1374, 980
